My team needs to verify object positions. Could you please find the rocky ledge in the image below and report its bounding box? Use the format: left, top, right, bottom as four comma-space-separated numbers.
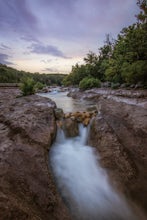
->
68, 87, 147, 216
88, 96, 147, 216
0, 88, 71, 220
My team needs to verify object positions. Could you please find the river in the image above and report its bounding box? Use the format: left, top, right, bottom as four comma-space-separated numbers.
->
39, 90, 96, 112
40, 90, 140, 220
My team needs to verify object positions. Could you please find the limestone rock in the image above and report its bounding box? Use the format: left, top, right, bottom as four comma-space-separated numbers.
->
62, 118, 79, 137
0, 88, 71, 220
54, 108, 64, 120
83, 117, 90, 126
88, 98, 147, 216
64, 112, 72, 118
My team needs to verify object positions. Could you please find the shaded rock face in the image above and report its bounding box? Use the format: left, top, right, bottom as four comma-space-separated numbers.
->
62, 118, 79, 137
0, 88, 71, 220
54, 108, 64, 120
88, 98, 147, 215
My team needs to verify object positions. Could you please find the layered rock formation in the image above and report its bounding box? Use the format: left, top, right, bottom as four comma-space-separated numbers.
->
55, 110, 97, 137
0, 88, 71, 220
88, 97, 147, 216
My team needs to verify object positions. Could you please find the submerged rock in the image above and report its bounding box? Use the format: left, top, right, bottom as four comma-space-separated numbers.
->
0, 88, 71, 220
64, 111, 97, 127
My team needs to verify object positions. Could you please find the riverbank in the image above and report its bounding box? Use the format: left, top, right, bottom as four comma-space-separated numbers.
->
68, 88, 147, 107
0, 88, 71, 220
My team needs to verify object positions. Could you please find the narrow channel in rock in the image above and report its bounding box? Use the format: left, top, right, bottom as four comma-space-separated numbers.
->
50, 124, 140, 220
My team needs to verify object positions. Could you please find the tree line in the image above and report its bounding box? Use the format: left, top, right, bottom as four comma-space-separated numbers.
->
63, 0, 147, 89
0, 64, 67, 86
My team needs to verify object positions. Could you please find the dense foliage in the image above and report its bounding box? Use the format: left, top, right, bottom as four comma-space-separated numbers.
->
63, 0, 147, 89
19, 77, 46, 96
0, 64, 67, 86
79, 77, 101, 90
20, 77, 36, 96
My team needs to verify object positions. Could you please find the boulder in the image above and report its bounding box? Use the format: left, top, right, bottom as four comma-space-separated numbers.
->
54, 108, 64, 120
83, 117, 90, 126
62, 118, 79, 137
63, 111, 96, 127
64, 112, 72, 118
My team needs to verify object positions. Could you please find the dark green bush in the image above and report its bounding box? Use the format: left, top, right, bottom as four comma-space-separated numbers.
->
34, 82, 44, 91
79, 77, 101, 90
20, 77, 36, 96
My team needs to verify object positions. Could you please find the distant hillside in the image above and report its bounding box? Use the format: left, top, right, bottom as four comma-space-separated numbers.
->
0, 64, 67, 86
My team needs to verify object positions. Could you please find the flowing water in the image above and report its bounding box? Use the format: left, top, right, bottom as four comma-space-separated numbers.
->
39, 91, 141, 219
39, 90, 96, 112
50, 124, 139, 220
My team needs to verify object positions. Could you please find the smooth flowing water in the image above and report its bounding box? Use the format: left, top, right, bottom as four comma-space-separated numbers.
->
39, 90, 96, 112
50, 125, 138, 220
40, 90, 141, 219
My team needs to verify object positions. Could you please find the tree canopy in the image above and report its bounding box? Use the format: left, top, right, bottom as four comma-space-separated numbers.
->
0, 64, 67, 86
63, 0, 147, 89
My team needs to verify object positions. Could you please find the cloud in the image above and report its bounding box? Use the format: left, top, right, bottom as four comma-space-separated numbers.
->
0, 43, 11, 50
0, 53, 14, 65
0, 0, 38, 38
40, 59, 53, 63
0, 0, 138, 72
29, 43, 67, 58
20, 35, 39, 43
43, 67, 59, 73
0, 0, 138, 45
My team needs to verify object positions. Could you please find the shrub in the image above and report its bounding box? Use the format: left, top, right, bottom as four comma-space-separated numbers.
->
79, 77, 101, 90
20, 77, 36, 96
34, 82, 44, 91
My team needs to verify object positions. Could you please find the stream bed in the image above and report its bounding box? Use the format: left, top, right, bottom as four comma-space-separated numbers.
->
40, 90, 141, 220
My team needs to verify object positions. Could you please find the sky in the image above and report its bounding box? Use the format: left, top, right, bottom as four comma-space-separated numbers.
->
0, 0, 139, 74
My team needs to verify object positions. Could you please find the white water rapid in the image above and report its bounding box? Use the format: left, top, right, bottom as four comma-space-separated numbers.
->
50, 124, 140, 220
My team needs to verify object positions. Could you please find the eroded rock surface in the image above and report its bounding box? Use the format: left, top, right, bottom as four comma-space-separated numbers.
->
88, 97, 147, 215
62, 118, 79, 137
0, 88, 71, 220
68, 88, 147, 108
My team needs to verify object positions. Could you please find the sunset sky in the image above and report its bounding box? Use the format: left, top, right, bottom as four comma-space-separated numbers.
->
0, 0, 139, 74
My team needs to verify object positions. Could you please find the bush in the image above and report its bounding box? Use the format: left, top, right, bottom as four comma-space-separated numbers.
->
20, 77, 36, 96
34, 82, 44, 91
79, 77, 101, 90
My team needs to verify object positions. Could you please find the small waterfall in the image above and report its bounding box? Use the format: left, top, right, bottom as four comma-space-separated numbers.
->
50, 124, 139, 220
